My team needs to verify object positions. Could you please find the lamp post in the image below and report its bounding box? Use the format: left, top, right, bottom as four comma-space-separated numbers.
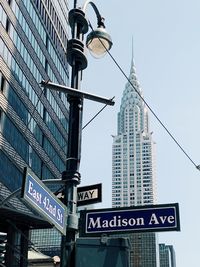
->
60, 1, 112, 266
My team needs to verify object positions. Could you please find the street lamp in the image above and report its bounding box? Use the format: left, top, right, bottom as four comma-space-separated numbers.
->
60, 1, 112, 267
86, 26, 112, 58
83, 1, 112, 57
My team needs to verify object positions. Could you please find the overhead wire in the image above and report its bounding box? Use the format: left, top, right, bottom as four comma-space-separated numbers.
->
43, 20, 200, 172
82, 96, 115, 130
88, 22, 199, 170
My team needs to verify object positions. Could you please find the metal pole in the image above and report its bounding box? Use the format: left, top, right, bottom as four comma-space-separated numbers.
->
60, 2, 112, 265
60, 67, 82, 267
60, 6, 88, 267
74, 0, 77, 8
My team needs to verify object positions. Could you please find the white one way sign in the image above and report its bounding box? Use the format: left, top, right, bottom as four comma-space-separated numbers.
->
56, 184, 102, 207
77, 184, 102, 207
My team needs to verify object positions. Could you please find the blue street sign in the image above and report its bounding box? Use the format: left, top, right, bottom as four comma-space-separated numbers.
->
22, 168, 67, 235
80, 203, 180, 236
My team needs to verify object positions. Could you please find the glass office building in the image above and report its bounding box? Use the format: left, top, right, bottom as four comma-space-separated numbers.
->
0, 0, 69, 264
112, 58, 159, 267
159, 244, 176, 267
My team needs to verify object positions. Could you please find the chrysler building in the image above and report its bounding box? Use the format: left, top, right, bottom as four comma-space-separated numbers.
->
112, 58, 156, 208
112, 57, 159, 267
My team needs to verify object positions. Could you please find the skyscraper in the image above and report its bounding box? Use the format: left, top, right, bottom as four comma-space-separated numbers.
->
112, 58, 156, 207
0, 0, 69, 263
112, 57, 159, 266
159, 244, 176, 267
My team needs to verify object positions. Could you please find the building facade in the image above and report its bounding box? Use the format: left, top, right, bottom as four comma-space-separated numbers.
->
0, 0, 69, 264
159, 244, 176, 267
112, 58, 159, 266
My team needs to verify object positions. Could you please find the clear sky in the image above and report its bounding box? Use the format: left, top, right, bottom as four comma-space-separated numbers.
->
69, 1, 200, 266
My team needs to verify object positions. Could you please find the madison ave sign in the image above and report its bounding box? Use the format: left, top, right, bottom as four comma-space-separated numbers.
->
80, 203, 180, 236
22, 167, 67, 235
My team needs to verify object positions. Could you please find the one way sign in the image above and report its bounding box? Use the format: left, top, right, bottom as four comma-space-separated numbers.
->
77, 183, 102, 207
56, 183, 102, 207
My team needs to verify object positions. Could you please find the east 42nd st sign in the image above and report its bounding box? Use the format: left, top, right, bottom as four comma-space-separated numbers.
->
22, 167, 67, 235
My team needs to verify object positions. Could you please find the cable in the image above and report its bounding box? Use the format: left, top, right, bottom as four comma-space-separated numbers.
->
88, 22, 199, 170
82, 96, 115, 130
41, 99, 113, 169
108, 49, 198, 168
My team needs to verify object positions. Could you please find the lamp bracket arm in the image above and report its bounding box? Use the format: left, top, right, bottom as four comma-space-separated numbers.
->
82, 0, 105, 28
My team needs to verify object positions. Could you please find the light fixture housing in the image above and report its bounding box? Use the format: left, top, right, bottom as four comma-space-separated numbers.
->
86, 26, 112, 58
